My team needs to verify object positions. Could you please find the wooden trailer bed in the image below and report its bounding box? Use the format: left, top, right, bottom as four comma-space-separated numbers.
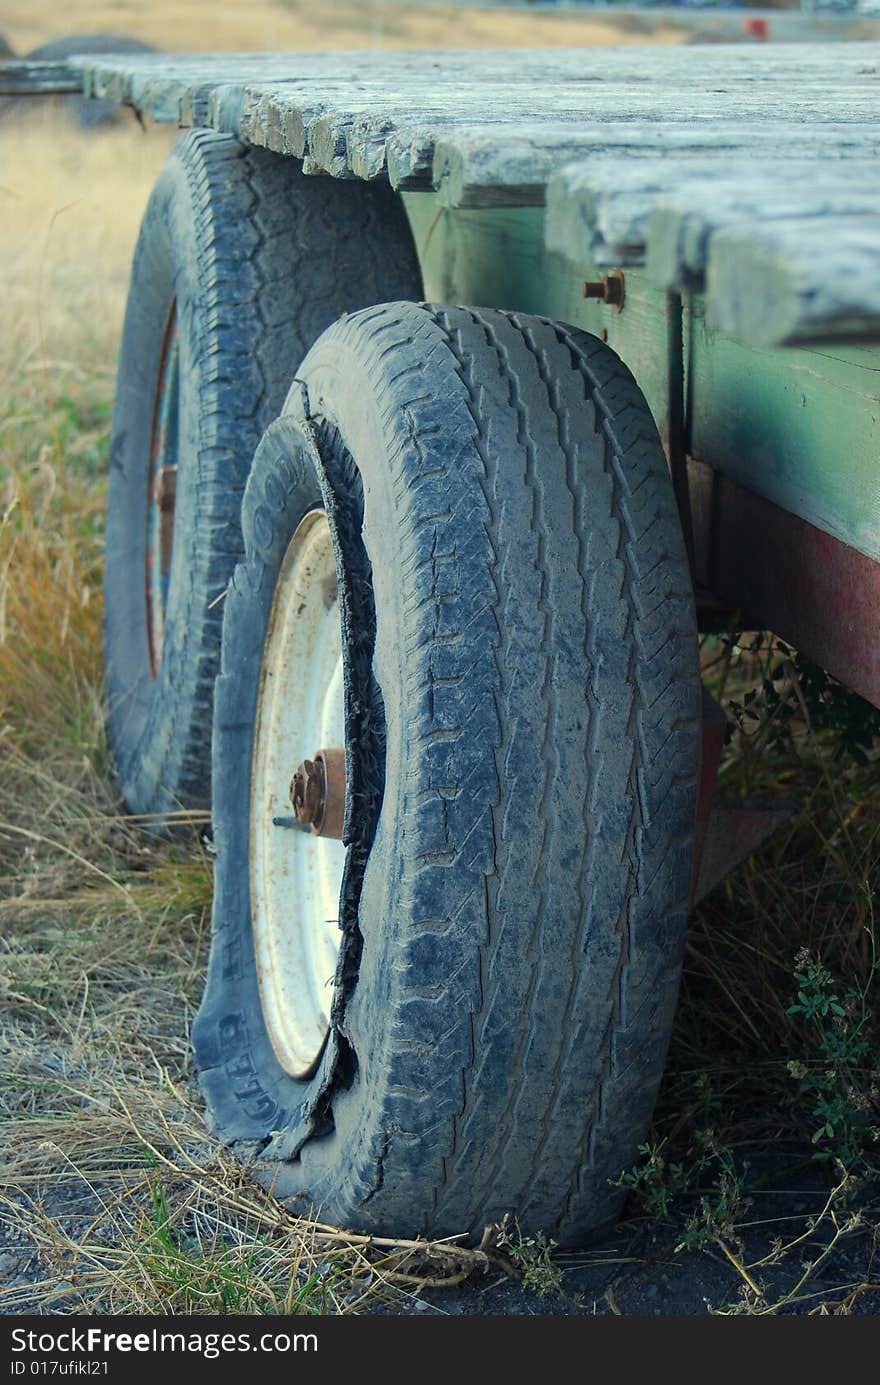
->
6, 44, 880, 701
71, 47, 880, 705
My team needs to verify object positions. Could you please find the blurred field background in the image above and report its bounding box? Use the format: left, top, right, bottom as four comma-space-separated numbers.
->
1, 0, 878, 1315
1, 0, 693, 53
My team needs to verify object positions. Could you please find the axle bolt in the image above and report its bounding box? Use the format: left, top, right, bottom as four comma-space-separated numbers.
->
289, 747, 346, 839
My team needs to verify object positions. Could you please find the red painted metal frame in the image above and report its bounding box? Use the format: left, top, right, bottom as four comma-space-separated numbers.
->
689, 459, 880, 711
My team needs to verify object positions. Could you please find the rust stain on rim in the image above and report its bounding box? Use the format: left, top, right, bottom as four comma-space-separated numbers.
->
145, 299, 180, 679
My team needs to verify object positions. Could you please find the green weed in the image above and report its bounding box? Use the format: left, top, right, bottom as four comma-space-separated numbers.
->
786, 922, 880, 1174
495, 1215, 562, 1297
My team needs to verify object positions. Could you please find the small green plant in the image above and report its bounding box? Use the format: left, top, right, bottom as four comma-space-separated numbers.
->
615, 1127, 749, 1253
613, 1138, 688, 1218
495, 1215, 562, 1297
137, 1174, 339, 1314
142, 1178, 260, 1312
786, 925, 880, 1174
676, 1150, 748, 1253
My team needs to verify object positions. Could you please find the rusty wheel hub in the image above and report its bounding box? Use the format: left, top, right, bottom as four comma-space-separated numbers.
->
290, 747, 345, 839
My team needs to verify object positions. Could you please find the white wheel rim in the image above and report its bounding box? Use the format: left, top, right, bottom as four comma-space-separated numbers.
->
250, 509, 346, 1079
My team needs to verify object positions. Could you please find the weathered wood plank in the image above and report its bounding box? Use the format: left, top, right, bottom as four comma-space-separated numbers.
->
706, 215, 880, 346
445, 123, 880, 209
75, 46, 880, 159
67, 45, 880, 347
76, 45, 880, 95
239, 71, 880, 185
545, 156, 880, 344
0, 60, 81, 96
546, 158, 880, 275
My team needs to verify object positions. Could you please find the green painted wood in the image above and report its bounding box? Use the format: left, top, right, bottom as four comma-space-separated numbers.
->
686, 314, 880, 560
404, 194, 880, 566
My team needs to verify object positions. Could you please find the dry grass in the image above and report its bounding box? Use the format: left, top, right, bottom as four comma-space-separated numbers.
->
0, 0, 689, 56
626, 639, 880, 1313
683, 634, 880, 1120
0, 3, 878, 1317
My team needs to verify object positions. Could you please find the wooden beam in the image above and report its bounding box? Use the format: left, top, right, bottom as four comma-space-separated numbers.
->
690, 459, 880, 709
707, 214, 880, 347
546, 155, 880, 344
14, 45, 880, 348
0, 60, 81, 96
546, 157, 880, 274
444, 124, 880, 212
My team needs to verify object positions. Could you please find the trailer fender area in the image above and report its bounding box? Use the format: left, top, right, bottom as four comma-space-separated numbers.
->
693, 688, 795, 908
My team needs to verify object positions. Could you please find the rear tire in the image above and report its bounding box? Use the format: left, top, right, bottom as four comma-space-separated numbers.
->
196, 303, 701, 1243
103, 132, 422, 817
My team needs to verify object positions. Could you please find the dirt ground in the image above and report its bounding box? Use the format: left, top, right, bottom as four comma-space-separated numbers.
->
2, 1144, 877, 1314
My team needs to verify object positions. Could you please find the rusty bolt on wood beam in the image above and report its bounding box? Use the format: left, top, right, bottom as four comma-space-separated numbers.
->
582, 269, 625, 312
290, 747, 345, 839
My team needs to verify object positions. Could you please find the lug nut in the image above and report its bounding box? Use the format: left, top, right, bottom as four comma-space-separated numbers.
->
289, 747, 345, 839
291, 758, 322, 826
